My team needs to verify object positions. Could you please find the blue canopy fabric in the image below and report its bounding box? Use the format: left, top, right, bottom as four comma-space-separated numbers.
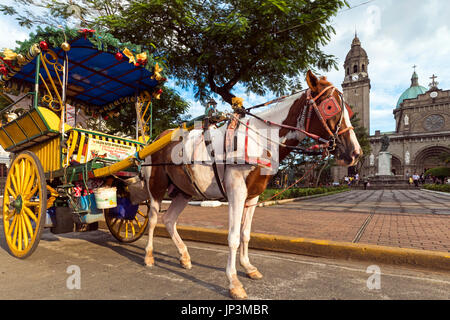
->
10, 37, 159, 108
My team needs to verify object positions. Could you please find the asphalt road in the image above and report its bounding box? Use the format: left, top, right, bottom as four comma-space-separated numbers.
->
0, 226, 449, 300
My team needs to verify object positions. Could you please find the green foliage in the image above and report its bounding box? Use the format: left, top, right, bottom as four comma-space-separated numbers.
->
422, 184, 450, 193
259, 185, 349, 201
424, 167, 450, 178
350, 111, 371, 171
2, 0, 349, 105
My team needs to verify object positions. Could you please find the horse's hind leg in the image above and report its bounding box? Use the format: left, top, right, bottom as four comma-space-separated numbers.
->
240, 196, 263, 280
162, 193, 192, 269
144, 196, 161, 267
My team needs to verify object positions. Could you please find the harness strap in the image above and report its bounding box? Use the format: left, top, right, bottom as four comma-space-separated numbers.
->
203, 117, 228, 201
182, 164, 208, 200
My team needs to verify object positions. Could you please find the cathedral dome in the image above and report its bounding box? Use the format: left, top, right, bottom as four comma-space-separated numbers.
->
396, 71, 428, 108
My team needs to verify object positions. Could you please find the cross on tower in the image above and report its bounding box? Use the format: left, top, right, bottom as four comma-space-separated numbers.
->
429, 74, 439, 89
412, 65, 417, 72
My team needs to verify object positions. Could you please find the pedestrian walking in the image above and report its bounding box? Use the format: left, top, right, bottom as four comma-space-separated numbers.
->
362, 175, 369, 190
412, 172, 420, 188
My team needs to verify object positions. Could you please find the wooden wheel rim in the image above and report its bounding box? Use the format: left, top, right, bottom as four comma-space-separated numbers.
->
105, 203, 149, 243
2, 152, 46, 258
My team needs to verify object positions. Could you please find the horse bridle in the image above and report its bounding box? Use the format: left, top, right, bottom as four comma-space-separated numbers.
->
303, 85, 354, 152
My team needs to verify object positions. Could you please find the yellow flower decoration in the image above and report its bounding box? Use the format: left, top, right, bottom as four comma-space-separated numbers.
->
136, 52, 147, 62
2, 48, 17, 61
151, 63, 163, 80
231, 97, 244, 110
122, 48, 136, 65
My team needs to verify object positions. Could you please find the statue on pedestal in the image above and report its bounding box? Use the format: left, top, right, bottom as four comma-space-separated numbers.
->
380, 134, 390, 152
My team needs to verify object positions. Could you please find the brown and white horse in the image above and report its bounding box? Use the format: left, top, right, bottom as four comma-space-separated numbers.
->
141, 71, 362, 299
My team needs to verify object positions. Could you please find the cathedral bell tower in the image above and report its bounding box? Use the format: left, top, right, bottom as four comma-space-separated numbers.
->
342, 34, 371, 134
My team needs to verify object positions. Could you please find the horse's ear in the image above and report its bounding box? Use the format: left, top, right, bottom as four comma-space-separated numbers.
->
306, 70, 319, 91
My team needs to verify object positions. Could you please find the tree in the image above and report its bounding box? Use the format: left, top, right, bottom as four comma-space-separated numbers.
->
350, 111, 371, 172
2, 0, 349, 106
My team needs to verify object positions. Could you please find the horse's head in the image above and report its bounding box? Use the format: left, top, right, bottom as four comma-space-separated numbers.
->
305, 70, 362, 167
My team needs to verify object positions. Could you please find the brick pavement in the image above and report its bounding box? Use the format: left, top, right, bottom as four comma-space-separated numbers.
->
158, 190, 450, 252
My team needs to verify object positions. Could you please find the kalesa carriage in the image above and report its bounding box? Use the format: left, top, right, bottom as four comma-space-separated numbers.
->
1, 26, 361, 300
0, 27, 202, 258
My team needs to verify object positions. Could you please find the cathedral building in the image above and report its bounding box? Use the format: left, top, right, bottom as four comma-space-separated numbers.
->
333, 35, 450, 181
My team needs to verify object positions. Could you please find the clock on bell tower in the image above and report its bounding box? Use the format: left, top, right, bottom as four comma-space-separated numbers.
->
342, 33, 371, 134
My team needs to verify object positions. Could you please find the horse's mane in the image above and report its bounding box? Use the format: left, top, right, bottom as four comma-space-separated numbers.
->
254, 90, 306, 118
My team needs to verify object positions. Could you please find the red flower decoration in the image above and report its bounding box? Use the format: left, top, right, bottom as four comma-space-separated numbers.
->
39, 41, 49, 51
0, 66, 8, 76
115, 52, 123, 61
78, 28, 96, 39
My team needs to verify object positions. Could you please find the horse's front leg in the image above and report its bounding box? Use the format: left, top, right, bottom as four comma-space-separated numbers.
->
144, 196, 161, 267
162, 192, 192, 269
240, 196, 263, 280
225, 170, 248, 300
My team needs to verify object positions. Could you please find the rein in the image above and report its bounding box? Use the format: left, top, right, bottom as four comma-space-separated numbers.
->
245, 85, 354, 153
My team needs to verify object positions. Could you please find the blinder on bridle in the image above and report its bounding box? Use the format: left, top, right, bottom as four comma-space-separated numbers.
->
305, 86, 354, 153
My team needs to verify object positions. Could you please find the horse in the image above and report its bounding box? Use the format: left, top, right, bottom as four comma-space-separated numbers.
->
141, 70, 362, 299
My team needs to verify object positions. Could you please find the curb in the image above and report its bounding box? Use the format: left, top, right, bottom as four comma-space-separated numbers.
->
420, 188, 450, 197
257, 189, 351, 207
98, 222, 450, 271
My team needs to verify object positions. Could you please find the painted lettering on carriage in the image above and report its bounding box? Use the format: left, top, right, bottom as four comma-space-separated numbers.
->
180, 304, 216, 317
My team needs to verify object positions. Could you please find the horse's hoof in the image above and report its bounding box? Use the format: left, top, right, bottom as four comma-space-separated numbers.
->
247, 270, 263, 280
180, 258, 192, 270
229, 287, 248, 300
144, 256, 155, 267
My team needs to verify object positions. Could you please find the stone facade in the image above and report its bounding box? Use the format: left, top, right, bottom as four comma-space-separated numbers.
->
333, 35, 450, 183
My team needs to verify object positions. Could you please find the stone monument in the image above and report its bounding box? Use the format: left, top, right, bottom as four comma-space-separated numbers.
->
377, 135, 393, 176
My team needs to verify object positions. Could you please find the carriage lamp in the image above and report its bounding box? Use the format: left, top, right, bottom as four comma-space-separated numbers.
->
206, 98, 217, 116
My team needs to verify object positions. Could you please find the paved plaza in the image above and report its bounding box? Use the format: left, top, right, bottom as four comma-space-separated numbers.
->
161, 190, 450, 252
0, 228, 449, 300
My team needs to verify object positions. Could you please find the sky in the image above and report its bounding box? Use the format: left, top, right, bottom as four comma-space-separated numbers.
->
1, 0, 449, 135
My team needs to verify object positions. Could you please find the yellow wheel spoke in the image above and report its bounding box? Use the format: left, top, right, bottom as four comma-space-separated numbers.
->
17, 215, 23, 251
109, 217, 118, 228
26, 184, 38, 201
20, 160, 29, 196
21, 214, 29, 249
14, 163, 21, 193
134, 216, 142, 228
6, 186, 16, 199
8, 215, 18, 237
137, 210, 147, 218
117, 220, 124, 235
25, 201, 40, 207
22, 213, 34, 241
24, 167, 36, 196
129, 221, 136, 236
23, 206, 38, 222
10, 172, 19, 196
125, 222, 129, 238
4, 209, 15, 221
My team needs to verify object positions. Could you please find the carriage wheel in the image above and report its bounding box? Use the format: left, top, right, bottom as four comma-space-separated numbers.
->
2, 151, 47, 258
104, 202, 149, 243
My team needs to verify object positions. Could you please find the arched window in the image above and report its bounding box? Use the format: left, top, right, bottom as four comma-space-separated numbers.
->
362, 64, 365, 72
353, 65, 358, 73
347, 68, 349, 75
